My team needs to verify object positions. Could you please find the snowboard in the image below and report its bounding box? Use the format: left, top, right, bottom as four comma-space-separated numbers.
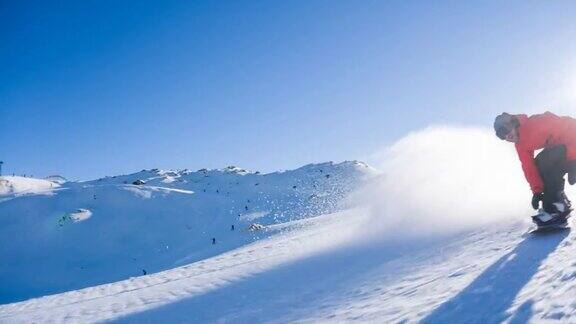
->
530, 212, 571, 234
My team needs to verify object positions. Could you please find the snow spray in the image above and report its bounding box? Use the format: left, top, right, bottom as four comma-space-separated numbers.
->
349, 126, 532, 238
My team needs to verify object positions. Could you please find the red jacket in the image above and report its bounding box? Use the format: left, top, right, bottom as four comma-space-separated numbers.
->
515, 112, 576, 193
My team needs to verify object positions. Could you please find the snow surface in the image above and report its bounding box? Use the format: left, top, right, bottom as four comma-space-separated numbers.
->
3, 211, 576, 323
4, 127, 576, 323
0, 161, 374, 305
44, 175, 67, 184
69, 208, 93, 222
0, 176, 60, 200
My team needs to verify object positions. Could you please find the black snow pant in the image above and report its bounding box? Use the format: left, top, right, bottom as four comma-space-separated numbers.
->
535, 145, 570, 212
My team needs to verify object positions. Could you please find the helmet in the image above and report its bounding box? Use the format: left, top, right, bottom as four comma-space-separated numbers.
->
494, 113, 518, 139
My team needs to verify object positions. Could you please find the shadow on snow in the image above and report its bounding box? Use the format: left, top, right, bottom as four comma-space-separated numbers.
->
114, 233, 456, 323
422, 229, 569, 323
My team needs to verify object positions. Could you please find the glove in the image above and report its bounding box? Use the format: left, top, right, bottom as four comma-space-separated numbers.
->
532, 192, 544, 210
567, 160, 576, 185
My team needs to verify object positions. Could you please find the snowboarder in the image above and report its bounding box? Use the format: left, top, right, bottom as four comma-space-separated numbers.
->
494, 112, 576, 227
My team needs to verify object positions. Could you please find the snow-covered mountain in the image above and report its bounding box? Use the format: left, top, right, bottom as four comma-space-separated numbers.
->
3, 197, 573, 323
0, 176, 60, 198
4, 150, 576, 323
0, 161, 376, 305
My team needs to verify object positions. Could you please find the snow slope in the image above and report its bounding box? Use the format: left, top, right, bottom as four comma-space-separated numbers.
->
0, 161, 375, 305
0, 176, 60, 199
3, 210, 576, 323
4, 127, 576, 322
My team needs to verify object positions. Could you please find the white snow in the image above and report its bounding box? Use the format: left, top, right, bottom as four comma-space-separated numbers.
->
123, 185, 194, 199
69, 208, 92, 222
0, 176, 60, 199
0, 161, 369, 306
3, 210, 574, 323
3, 129, 576, 323
44, 175, 67, 184
239, 211, 268, 221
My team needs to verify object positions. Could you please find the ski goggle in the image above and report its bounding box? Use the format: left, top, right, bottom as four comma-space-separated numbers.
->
495, 126, 511, 140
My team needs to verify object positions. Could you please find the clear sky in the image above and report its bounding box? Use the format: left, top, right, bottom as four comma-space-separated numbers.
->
2, 1, 576, 180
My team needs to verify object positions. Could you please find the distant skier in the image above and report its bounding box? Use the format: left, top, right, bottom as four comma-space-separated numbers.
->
494, 112, 576, 226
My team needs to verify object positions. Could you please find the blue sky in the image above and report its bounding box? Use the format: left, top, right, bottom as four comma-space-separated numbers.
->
2, 1, 576, 180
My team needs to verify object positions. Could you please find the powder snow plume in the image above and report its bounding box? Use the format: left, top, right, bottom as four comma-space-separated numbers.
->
350, 126, 534, 239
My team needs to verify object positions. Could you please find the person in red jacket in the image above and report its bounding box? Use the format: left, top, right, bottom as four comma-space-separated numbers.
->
494, 111, 576, 226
